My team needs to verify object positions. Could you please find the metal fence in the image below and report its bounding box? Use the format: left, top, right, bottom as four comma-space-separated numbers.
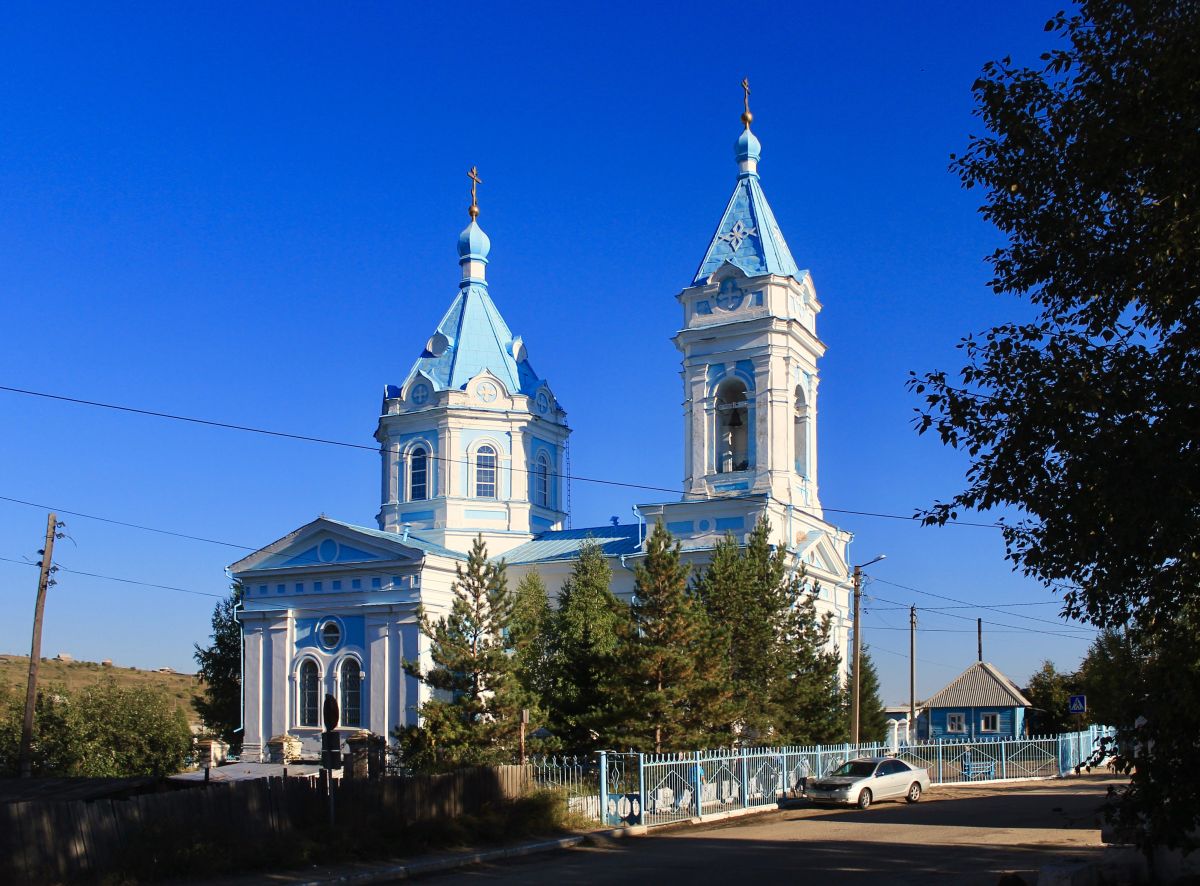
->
528, 725, 1116, 827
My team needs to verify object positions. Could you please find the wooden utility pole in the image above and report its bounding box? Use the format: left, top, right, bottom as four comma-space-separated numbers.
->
19, 512, 59, 778
977, 618, 983, 662
850, 565, 862, 747
909, 605, 917, 740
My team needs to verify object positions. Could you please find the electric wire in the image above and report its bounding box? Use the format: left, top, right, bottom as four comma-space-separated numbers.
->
868, 576, 1088, 631
0, 554, 223, 599
0, 384, 1003, 528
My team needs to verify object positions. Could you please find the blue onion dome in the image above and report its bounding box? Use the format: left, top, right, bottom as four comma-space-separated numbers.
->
457, 219, 491, 261
736, 126, 761, 163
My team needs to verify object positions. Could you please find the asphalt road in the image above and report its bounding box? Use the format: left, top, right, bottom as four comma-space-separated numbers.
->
417, 775, 1120, 885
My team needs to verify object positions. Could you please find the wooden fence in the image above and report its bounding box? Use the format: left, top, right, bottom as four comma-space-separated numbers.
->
1, 765, 530, 884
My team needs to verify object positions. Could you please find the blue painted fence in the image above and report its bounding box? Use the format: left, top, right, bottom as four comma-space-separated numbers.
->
562, 725, 1115, 827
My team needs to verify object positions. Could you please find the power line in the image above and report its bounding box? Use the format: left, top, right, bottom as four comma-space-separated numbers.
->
868, 576, 1089, 632
0, 554, 223, 599
867, 589, 1094, 639
0, 495, 255, 551
0, 383, 1002, 529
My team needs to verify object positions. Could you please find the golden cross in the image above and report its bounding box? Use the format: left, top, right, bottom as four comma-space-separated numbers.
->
741, 78, 753, 128
468, 166, 483, 218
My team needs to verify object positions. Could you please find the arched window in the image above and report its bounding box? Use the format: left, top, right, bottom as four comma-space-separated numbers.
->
410, 446, 428, 501
715, 378, 751, 473
535, 453, 550, 507
475, 445, 497, 498
340, 659, 362, 728
794, 385, 810, 478
299, 659, 319, 727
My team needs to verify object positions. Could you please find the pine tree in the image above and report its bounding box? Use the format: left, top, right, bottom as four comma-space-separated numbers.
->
510, 570, 556, 710
610, 522, 731, 752
846, 648, 887, 744
548, 539, 627, 754
399, 536, 537, 771
193, 583, 243, 750
772, 572, 845, 745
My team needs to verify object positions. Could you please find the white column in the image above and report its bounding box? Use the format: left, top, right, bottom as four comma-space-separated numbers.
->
366, 616, 389, 736
241, 620, 265, 762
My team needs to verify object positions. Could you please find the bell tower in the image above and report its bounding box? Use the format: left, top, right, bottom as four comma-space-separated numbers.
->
674, 83, 825, 518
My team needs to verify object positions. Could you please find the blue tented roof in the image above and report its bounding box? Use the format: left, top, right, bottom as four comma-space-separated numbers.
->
693, 172, 801, 285
401, 282, 543, 397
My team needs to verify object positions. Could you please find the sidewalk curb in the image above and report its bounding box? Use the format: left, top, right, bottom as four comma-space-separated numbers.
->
286, 835, 587, 885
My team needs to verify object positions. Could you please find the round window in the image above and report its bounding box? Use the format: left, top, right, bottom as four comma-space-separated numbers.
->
320, 620, 341, 649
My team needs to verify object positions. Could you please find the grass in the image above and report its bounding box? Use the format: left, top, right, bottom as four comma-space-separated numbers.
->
0, 654, 203, 725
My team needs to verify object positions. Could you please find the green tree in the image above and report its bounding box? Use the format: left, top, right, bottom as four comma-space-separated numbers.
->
847, 649, 886, 744
908, 0, 1200, 851
0, 680, 192, 777
772, 572, 845, 745
1076, 629, 1145, 731
399, 536, 537, 771
509, 570, 556, 710
610, 522, 731, 751
193, 583, 243, 750
693, 521, 783, 742
548, 539, 627, 753
1024, 661, 1081, 735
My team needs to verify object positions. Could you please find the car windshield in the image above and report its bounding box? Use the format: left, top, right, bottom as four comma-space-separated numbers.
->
831, 761, 878, 778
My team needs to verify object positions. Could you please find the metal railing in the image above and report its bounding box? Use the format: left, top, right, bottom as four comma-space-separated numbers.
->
564, 726, 1116, 826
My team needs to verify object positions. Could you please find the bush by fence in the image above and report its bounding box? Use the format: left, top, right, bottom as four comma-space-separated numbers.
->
1, 765, 531, 884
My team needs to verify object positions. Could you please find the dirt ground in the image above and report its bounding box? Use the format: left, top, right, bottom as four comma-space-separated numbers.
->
420, 773, 1122, 885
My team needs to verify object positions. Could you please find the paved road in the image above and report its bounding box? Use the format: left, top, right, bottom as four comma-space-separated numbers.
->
419, 775, 1119, 885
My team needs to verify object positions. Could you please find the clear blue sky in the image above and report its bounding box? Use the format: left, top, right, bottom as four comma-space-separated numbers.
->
0, 1, 1096, 706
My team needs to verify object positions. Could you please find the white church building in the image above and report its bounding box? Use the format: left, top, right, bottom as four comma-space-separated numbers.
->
231, 98, 856, 762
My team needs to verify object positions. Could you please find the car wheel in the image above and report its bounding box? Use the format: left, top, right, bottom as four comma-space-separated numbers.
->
906, 782, 922, 803
857, 788, 872, 809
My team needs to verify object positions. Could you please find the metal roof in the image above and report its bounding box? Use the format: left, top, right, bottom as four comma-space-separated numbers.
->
923, 661, 1032, 709
320, 517, 469, 561
694, 164, 802, 284
501, 524, 642, 565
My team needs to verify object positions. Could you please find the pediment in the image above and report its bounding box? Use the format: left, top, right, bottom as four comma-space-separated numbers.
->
230, 517, 423, 576
793, 530, 847, 577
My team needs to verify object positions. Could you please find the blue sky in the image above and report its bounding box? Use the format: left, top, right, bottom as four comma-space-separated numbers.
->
0, 1, 1097, 706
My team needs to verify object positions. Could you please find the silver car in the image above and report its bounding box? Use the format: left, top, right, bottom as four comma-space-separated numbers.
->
806, 756, 931, 809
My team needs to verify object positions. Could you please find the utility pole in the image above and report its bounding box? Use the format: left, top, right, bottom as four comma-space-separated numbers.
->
909, 605, 917, 741
19, 512, 59, 778
850, 566, 862, 747
849, 554, 885, 748
977, 618, 983, 663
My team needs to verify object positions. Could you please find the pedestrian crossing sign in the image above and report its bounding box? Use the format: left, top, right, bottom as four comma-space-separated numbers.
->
1068, 694, 1087, 714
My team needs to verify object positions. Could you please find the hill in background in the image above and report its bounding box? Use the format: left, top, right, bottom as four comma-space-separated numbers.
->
0, 654, 203, 726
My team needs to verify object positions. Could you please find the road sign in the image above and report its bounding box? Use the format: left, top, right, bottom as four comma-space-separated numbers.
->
1068, 694, 1087, 714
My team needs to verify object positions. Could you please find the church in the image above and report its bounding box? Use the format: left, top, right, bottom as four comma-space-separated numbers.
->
230, 91, 856, 762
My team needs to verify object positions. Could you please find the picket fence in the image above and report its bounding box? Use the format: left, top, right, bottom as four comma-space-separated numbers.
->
0, 765, 529, 885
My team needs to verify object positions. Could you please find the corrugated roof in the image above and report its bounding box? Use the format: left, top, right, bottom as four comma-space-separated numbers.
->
923, 662, 1032, 709
502, 524, 642, 565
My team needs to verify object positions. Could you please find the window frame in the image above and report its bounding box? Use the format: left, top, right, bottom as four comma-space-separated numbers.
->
409, 445, 429, 501
980, 712, 1000, 733
319, 619, 342, 651
534, 452, 550, 508
946, 712, 966, 734
298, 658, 321, 728
475, 444, 498, 498
339, 657, 363, 728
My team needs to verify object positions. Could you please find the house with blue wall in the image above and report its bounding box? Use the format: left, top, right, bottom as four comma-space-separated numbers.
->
922, 662, 1031, 741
